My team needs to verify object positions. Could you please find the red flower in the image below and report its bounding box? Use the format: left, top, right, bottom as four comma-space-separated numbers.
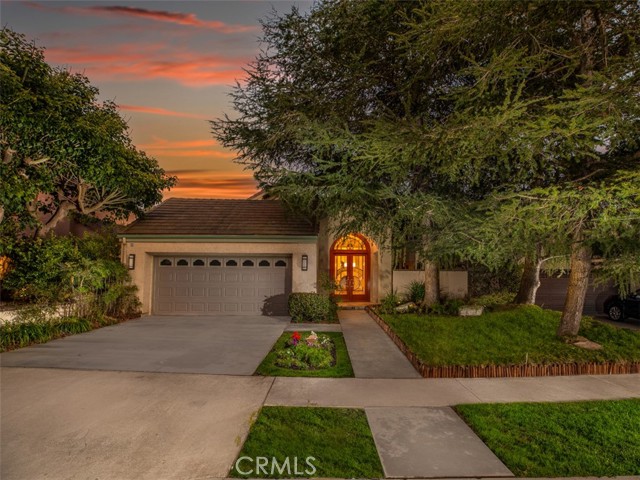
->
291, 332, 301, 341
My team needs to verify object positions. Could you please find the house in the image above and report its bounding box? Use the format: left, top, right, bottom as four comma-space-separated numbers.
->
118, 198, 468, 316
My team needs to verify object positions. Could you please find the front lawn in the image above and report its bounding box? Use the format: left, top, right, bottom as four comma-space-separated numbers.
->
229, 406, 384, 478
456, 399, 640, 477
380, 305, 640, 366
255, 331, 354, 377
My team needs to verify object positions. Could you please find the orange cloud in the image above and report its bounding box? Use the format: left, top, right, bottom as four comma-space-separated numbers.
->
119, 104, 208, 119
25, 2, 257, 34
165, 171, 258, 199
46, 46, 248, 86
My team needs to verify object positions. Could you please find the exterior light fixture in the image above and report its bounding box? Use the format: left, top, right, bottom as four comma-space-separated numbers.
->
301, 254, 309, 271
128, 254, 136, 270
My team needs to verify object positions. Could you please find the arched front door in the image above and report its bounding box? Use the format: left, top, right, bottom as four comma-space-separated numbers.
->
330, 234, 370, 302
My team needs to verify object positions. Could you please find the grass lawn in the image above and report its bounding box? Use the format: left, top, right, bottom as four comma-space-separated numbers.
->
229, 406, 384, 478
456, 399, 640, 477
381, 305, 640, 366
255, 331, 354, 377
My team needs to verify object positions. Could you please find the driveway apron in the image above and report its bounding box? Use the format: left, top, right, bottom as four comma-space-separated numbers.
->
0, 367, 273, 480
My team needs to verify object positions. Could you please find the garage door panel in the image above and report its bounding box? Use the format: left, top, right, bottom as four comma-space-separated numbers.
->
175, 287, 189, 297
224, 303, 238, 312
190, 303, 206, 313
154, 256, 291, 315
157, 271, 175, 282
240, 303, 256, 312
241, 287, 255, 297
208, 287, 222, 297
257, 287, 272, 298
173, 303, 189, 313
157, 287, 173, 296
192, 272, 207, 282
225, 273, 239, 282
208, 273, 223, 282
156, 302, 174, 314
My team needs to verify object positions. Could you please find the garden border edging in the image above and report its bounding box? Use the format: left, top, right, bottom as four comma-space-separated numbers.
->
365, 307, 640, 378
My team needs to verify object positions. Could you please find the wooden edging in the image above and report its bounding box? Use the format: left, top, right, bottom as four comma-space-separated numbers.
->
365, 307, 640, 379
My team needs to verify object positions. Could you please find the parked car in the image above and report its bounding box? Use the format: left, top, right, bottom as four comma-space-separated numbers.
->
603, 289, 640, 321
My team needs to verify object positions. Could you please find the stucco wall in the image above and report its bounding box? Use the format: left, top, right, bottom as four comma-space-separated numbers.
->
393, 270, 468, 300
121, 239, 318, 314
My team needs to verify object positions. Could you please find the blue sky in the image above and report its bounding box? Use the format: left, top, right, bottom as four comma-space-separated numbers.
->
3, 0, 311, 198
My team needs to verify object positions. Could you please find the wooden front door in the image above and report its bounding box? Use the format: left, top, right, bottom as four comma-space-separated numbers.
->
330, 234, 370, 302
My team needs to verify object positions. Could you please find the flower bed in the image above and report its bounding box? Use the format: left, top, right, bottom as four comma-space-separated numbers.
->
256, 331, 354, 377
276, 331, 335, 370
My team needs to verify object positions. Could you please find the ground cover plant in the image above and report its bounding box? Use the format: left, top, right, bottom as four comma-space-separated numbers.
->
0, 313, 126, 352
255, 331, 353, 377
380, 306, 640, 366
456, 399, 640, 477
230, 406, 383, 478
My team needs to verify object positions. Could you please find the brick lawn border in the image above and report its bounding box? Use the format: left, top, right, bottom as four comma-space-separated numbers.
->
365, 307, 640, 378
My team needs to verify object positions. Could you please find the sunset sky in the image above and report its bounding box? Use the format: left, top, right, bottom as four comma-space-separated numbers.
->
3, 0, 311, 198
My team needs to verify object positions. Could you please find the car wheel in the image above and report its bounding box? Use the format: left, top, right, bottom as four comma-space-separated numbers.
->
607, 305, 624, 321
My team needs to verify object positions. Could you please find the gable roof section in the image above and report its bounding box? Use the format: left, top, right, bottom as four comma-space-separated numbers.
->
121, 198, 317, 237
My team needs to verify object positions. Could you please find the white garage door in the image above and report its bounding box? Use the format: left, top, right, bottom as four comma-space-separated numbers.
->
153, 255, 291, 315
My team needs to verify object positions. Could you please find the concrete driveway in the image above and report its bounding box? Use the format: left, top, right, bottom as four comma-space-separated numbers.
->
1, 367, 273, 480
0, 314, 290, 375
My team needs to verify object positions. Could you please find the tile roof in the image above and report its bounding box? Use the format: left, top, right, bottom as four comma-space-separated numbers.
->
121, 198, 317, 236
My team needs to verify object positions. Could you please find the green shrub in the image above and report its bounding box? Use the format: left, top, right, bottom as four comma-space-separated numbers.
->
288, 292, 338, 323
470, 291, 515, 311
3, 231, 141, 320
405, 280, 426, 303
379, 290, 401, 314
467, 263, 520, 297
428, 298, 465, 316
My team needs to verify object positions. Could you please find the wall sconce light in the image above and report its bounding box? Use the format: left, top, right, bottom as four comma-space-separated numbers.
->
301, 254, 308, 271
128, 254, 136, 270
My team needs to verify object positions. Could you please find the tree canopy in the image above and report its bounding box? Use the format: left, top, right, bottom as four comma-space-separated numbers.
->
0, 28, 176, 237
213, 0, 640, 334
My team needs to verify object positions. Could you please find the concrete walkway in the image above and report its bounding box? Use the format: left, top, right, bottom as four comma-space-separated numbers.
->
366, 407, 513, 478
339, 310, 421, 378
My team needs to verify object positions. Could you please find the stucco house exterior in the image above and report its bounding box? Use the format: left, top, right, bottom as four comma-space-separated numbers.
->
119, 198, 467, 316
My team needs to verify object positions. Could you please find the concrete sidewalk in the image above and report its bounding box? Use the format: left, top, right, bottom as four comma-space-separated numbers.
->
339, 310, 421, 378
265, 374, 640, 407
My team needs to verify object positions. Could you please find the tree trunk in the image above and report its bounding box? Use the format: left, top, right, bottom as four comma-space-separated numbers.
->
423, 260, 440, 307
557, 239, 592, 338
37, 201, 74, 237
514, 252, 542, 305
